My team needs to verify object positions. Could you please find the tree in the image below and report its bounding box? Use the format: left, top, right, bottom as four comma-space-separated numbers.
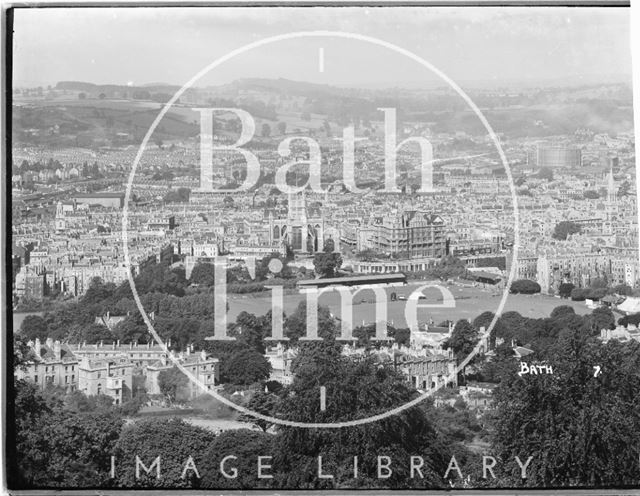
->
275, 343, 452, 489
553, 221, 581, 241
112, 317, 148, 345
285, 302, 337, 342
229, 311, 270, 353
83, 277, 117, 306
571, 287, 590, 301
200, 430, 275, 489
19, 315, 48, 341
277, 121, 287, 134
163, 187, 190, 203
78, 92, 86, 100
583, 190, 600, 199
11, 380, 123, 488
612, 284, 633, 296
313, 252, 342, 278
492, 333, 640, 487
221, 349, 271, 385
80, 323, 116, 344
323, 238, 335, 253
190, 262, 216, 286
509, 279, 541, 294
550, 305, 575, 320
536, 167, 553, 181
238, 391, 280, 432
443, 319, 479, 362
158, 366, 189, 403
618, 312, 640, 327
558, 282, 575, 298
261, 123, 271, 137
114, 418, 216, 488
133, 263, 187, 297
582, 307, 615, 335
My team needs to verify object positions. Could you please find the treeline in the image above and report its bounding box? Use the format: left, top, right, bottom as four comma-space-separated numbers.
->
10, 339, 477, 489
12, 303, 640, 489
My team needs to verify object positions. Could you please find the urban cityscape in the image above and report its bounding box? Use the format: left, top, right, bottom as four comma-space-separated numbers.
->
7, 5, 640, 491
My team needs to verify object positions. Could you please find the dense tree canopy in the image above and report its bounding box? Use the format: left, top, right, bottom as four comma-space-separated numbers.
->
221, 349, 271, 385
552, 221, 581, 241
274, 340, 452, 488
19, 315, 48, 341
509, 279, 541, 294
114, 418, 216, 488
313, 251, 343, 278
158, 366, 190, 403
11, 380, 123, 488
492, 333, 640, 487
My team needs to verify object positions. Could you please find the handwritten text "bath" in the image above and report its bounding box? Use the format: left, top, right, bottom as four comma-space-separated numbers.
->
518, 362, 553, 377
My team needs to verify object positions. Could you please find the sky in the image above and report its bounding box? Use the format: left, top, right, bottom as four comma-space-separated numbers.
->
12, 6, 633, 89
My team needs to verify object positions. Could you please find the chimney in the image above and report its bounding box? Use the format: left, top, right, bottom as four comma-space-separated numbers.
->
200, 349, 206, 361
53, 341, 61, 361
112, 341, 116, 349
45, 337, 53, 348
117, 340, 120, 347
186, 346, 191, 356
129, 342, 133, 349
161, 354, 167, 366
33, 338, 42, 359
147, 341, 150, 349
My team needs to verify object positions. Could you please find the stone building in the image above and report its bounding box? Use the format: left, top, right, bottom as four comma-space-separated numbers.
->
145, 349, 219, 398
78, 356, 134, 405
15, 338, 79, 391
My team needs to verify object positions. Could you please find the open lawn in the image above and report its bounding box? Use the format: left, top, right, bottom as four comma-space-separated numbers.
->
227, 281, 592, 328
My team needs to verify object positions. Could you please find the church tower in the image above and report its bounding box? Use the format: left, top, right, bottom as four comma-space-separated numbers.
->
55, 201, 66, 232
605, 166, 618, 235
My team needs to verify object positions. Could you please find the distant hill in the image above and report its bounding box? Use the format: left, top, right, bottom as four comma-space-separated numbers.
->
56, 81, 182, 99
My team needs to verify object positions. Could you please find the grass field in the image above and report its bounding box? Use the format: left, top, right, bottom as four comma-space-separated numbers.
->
227, 281, 592, 328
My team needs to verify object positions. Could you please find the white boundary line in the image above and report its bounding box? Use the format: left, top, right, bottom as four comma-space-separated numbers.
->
122, 30, 520, 429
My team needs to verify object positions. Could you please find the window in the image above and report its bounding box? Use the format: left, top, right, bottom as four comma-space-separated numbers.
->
65, 376, 68, 384
97, 372, 101, 379
34, 375, 38, 382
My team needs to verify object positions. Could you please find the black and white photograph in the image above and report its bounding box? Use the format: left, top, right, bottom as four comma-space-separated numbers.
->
4, 3, 640, 492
